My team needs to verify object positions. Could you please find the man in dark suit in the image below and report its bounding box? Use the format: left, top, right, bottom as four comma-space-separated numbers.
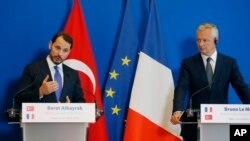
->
15, 32, 85, 105
170, 23, 250, 141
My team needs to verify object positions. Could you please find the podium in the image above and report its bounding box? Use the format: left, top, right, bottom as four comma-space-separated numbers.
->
21, 103, 95, 141
200, 104, 250, 141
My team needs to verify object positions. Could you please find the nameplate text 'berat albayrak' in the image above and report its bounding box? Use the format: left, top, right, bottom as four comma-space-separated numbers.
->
22, 103, 95, 123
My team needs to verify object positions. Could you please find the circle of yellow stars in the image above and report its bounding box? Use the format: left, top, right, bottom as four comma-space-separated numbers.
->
106, 55, 132, 116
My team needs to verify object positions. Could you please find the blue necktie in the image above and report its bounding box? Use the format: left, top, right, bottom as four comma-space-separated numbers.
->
206, 57, 213, 87
54, 66, 62, 102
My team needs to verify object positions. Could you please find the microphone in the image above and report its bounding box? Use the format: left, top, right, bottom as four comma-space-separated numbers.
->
7, 77, 36, 119
82, 88, 104, 119
186, 84, 210, 117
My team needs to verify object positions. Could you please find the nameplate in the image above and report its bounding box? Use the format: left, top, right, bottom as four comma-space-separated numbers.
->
201, 104, 250, 123
22, 103, 95, 123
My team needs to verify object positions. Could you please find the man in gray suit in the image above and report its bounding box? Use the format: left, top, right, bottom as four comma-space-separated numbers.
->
171, 23, 250, 141
15, 32, 85, 105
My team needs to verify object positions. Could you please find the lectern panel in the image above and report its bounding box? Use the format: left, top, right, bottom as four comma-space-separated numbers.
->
23, 123, 87, 141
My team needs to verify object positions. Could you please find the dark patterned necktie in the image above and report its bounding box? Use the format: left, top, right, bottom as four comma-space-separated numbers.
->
54, 66, 62, 101
206, 57, 213, 87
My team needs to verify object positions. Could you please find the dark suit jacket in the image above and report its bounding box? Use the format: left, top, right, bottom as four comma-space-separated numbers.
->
173, 53, 250, 138
15, 59, 85, 105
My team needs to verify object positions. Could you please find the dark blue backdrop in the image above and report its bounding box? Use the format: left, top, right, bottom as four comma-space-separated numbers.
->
1, 0, 250, 140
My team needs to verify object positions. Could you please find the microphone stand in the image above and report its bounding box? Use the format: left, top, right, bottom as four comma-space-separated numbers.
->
82, 88, 103, 119
184, 84, 210, 141
7, 77, 36, 123
187, 85, 210, 117
6, 99, 20, 124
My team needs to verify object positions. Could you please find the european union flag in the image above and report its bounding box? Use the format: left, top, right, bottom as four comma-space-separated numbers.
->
103, 0, 140, 141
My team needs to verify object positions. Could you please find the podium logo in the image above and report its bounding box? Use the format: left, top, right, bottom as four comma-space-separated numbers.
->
205, 106, 213, 113
26, 106, 34, 111
26, 113, 35, 120
230, 125, 250, 141
205, 114, 212, 120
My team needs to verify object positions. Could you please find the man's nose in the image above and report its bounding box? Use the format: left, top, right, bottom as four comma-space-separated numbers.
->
58, 50, 63, 56
198, 40, 205, 46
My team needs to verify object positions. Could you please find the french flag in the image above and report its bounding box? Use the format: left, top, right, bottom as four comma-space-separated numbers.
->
123, 0, 182, 140
205, 107, 213, 113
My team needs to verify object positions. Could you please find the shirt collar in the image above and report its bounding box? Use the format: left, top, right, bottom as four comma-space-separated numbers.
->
46, 56, 63, 70
201, 50, 217, 62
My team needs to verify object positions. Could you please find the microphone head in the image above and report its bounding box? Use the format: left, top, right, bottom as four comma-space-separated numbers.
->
186, 108, 194, 117
7, 108, 19, 118
6, 98, 21, 122
6, 107, 20, 122
96, 109, 104, 119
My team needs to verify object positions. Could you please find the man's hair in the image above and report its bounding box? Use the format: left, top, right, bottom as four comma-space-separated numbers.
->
197, 23, 219, 43
51, 32, 73, 48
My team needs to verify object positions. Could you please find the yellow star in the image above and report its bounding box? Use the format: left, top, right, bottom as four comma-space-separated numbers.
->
109, 70, 119, 80
106, 88, 115, 97
111, 105, 121, 115
121, 56, 131, 66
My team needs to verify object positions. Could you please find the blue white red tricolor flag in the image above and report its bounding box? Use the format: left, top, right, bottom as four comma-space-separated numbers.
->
124, 0, 182, 140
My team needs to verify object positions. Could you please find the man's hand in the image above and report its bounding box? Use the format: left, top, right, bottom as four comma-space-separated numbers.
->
39, 75, 58, 97
66, 96, 70, 103
170, 111, 183, 125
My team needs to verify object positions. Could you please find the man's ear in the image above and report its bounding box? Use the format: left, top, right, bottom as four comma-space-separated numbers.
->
49, 41, 52, 49
214, 37, 218, 45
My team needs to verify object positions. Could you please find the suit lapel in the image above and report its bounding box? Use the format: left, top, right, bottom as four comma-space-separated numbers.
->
196, 54, 208, 84
40, 60, 53, 81
39, 60, 57, 101
213, 54, 223, 85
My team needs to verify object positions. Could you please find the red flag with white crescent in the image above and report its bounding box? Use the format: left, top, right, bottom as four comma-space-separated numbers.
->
63, 0, 108, 141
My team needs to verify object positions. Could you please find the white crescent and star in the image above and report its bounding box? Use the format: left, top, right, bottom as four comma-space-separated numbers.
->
64, 59, 96, 93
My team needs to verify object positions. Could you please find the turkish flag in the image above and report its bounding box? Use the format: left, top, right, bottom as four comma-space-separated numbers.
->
63, 0, 108, 141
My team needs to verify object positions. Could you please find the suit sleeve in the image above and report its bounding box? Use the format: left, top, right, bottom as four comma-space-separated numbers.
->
230, 59, 250, 104
173, 60, 190, 112
15, 65, 41, 105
